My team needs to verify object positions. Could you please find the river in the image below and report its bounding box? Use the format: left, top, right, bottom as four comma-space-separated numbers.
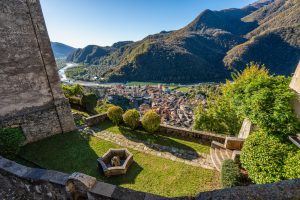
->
58, 63, 115, 87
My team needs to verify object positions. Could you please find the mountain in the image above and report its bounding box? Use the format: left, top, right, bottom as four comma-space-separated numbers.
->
51, 42, 76, 58
67, 0, 300, 83
224, 0, 300, 74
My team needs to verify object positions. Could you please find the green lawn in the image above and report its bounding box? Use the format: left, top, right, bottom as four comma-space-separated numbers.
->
95, 120, 210, 154
175, 86, 191, 93
19, 132, 219, 197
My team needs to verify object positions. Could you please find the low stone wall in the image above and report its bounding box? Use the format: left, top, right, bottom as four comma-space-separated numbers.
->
159, 125, 226, 144
86, 113, 108, 126
87, 113, 226, 144
1, 156, 300, 200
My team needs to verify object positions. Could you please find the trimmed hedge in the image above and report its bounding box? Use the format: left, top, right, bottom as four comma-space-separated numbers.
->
221, 159, 241, 188
0, 128, 25, 158
141, 110, 161, 133
241, 130, 291, 184
107, 106, 124, 125
284, 151, 300, 179
123, 109, 140, 130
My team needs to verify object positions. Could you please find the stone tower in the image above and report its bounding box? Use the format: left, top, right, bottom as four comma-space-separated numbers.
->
290, 61, 300, 119
0, 0, 76, 143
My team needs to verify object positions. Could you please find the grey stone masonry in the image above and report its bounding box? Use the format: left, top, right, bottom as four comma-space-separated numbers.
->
0, 0, 76, 143
1, 156, 300, 199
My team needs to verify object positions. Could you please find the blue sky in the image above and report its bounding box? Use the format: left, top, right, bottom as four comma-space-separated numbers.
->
40, 0, 255, 48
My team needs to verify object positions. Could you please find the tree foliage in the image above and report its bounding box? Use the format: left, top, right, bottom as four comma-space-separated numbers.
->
61, 84, 84, 98
224, 64, 299, 138
141, 110, 161, 133
193, 88, 242, 135
123, 109, 140, 130
107, 106, 124, 125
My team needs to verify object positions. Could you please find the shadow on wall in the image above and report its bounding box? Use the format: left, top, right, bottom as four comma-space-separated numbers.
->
18, 131, 143, 185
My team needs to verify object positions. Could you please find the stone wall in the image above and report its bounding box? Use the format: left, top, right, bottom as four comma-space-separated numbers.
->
86, 113, 226, 144
1, 156, 300, 200
290, 61, 300, 119
158, 125, 226, 144
0, 156, 166, 200
0, 0, 76, 143
86, 113, 108, 127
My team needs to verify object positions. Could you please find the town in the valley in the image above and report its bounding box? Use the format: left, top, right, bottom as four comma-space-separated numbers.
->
89, 84, 206, 128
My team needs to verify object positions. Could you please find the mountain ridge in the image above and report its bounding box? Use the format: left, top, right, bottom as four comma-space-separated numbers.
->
66, 0, 299, 83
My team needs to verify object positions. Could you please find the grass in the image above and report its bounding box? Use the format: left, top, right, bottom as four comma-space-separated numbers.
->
95, 120, 210, 154
175, 87, 191, 93
19, 131, 219, 197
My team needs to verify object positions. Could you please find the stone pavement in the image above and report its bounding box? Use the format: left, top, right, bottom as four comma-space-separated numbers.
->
85, 127, 214, 170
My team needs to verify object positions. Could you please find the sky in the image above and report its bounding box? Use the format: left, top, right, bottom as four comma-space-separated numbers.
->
40, 0, 256, 48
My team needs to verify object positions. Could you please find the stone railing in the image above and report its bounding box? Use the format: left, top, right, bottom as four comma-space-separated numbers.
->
1, 156, 300, 199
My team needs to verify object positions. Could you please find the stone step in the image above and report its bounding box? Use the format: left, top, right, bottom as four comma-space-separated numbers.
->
210, 141, 234, 171
210, 146, 221, 171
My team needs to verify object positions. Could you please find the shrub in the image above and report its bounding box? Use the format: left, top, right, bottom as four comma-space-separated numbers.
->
81, 93, 97, 113
123, 109, 140, 130
221, 159, 241, 188
141, 110, 161, 133
0, 128, 25, 158
241, 130, 291, 184
284, 151, 300, 179
107, 106, 124, 125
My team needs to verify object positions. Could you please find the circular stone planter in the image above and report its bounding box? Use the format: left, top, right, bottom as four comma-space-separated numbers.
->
97, 148, 133, 177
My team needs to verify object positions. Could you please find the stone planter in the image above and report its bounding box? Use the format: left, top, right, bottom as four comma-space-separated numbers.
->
97, 148, 133, 177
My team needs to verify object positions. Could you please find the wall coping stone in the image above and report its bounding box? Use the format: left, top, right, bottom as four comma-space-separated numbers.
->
1, 156, 300, 199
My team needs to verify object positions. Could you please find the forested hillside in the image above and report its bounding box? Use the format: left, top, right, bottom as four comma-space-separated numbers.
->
67, 0, 300, 83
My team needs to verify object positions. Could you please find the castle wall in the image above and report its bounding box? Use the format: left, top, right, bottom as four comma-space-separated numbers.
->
0, 0, 76, 142
290, 61, 300, 119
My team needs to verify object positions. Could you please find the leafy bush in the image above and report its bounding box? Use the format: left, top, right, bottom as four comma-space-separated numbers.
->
224, 64, 299, 138
81, 93, 97, 113
221, 159, 241, 188
123, 109, 140, 130
141, 110, 161, 133
107, 106, 124, 125
0, 128, 25, 158
241, 130, 291, 184
284, 151, 300, 179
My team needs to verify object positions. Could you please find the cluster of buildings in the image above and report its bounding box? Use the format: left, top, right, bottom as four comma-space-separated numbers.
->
104, 84, 204, 128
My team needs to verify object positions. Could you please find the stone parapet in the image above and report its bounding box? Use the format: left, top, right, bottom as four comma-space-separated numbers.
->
1, 156, 300, 199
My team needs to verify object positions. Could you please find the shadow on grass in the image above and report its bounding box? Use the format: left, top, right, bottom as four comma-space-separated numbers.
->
100, 161, 143, 185
94, 120, 202, 160
19, 131, 143, 185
